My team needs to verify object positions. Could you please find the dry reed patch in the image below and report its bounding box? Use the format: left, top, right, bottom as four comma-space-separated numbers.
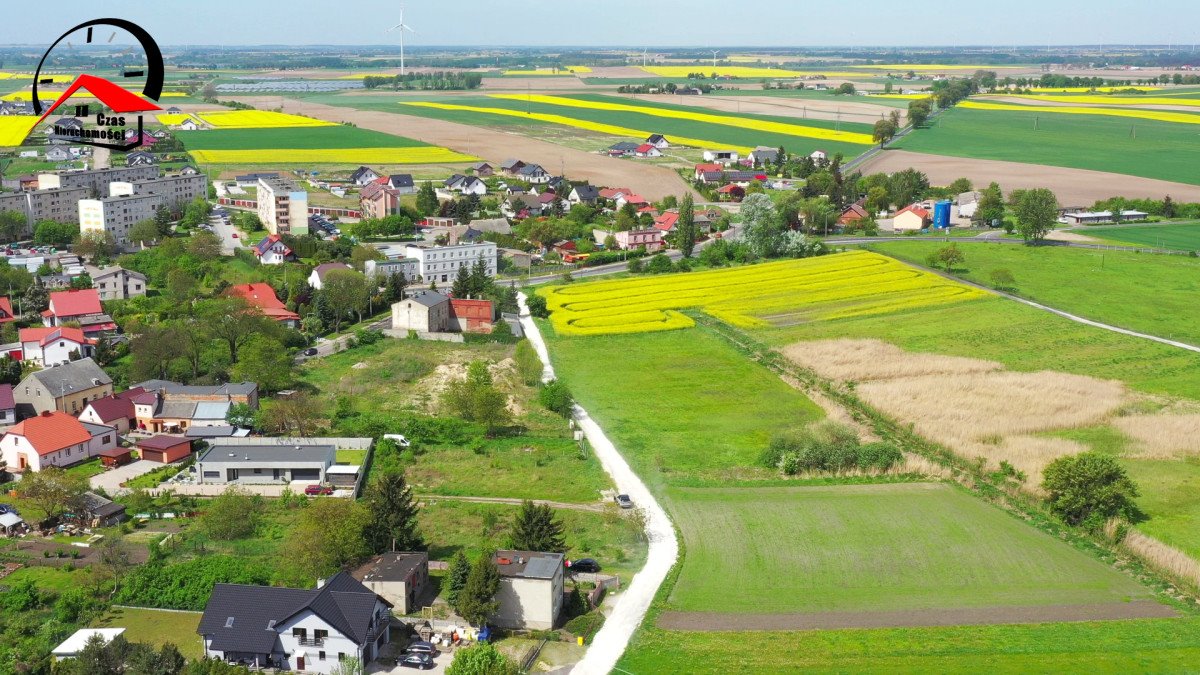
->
1115, 414, 1200, 459
961, 435, 1089, 491
1119, 528, 1200, 588
782, 338, 1002, 382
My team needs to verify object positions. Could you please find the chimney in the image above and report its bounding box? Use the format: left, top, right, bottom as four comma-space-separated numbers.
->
316, 578, 325, 589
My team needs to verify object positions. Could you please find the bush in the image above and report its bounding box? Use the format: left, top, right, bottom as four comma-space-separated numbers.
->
113, 555, 272, 610
1042, 452, 1140, 529
538, 380, 574, 418
526, 294, 549, 318
764, 422, 902, 475
353, 328, 383, 346
564, 611, 605, 644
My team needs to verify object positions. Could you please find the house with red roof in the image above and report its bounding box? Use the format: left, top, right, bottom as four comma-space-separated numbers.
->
78, 387, 145, 435
41, 288, 114, 335
253, 234, 295, 265
892, 204, 931, 232
653, 212, 680, 233
693, 163, 724, 181
839, 203, 871, 226
634, 144, 662, 158
0, 297, 16, 325
598, 188, 631, 201
717, 184, 746, 202
616, 193, 649, 210
227, 283, 300, 328
0, 410, 117, 472
19, 326, 97, 367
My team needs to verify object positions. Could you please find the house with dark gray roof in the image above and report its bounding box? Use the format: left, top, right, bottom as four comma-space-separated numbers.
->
491, 550, 565, 630
390, 291, 450, 333
569, 185, 601, 204
198, 571, 393, 673
15, 358, 113, 418
196, 442, 335, 485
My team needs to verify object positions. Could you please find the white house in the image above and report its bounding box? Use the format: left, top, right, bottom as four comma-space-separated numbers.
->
491, 550, 565, 630
18, 326, 96, 367
891, 204, 931, 231
634, 144, 662, 158
702, 149, 739, 165
350, 166, 380, 186
0, 411, 117, 473
198, 572, 393, 673
179, 118, 201, 131
810, 149, 828, 162
403, 242, 497, 284
253, 234, 295, 265
308, 263, 352, 291
646, 134, 670, 149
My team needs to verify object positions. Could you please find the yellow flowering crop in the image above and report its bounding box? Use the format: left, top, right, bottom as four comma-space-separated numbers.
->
197, 110, 336, 129
400, 101, 752, 153
0, 116, 37, 147
156, 113, 198, 126
959, 100, 1200, 125
188, 146, 476, 165
848, 64, 1022, 70
488, 94, 875, 145
539, 251, 987, 337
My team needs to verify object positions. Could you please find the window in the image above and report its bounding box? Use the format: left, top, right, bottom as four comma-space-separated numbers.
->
292, 628, 307, 639
314, 629, 327, 640
338, 654, 346, 662
318, 651, 326, 661
102, 435, 111, 444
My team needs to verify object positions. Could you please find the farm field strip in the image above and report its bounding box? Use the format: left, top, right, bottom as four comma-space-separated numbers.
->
1007, 86, 1163, 93
503, 65, 592, 75
961, 100, 1200, 125
640, 66, 866, 78
0, 116, 37, 146
155, 113, 198, 125
0, 91, 186, 101
188, 146, 476, 164
539, 251, 987, 336
488, 94, 875, 145
982, 94, 1200, 107
399, 100, 752, 152
848, 64, 1025, 70
196, 110, 336, 128
177, 125, 431, 150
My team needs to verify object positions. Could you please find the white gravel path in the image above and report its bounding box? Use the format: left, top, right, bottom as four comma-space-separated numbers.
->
517, 293, 679, 675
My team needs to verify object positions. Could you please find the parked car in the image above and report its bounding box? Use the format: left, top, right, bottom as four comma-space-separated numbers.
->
383, 434, 411, 447
399, 654, 434, 670
569, 558, 600, 574
404, 641, 438, 656
230, 232, 238, 238
304, 484, 333, 496
615, 494, 633, 509
302, 347, 318, 356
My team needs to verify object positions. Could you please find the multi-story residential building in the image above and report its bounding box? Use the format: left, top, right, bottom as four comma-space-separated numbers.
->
113, 173, 207, 209
92, 266, 147, 301
363, 258, 419, 282
79, 193, 159, 244
13, 358, 113, 417
38, 166, 158, 197
0, 186, 89, 236
491, 550, 565, 630
257, 177, 308, 236
403, 241, 496, 284
358, 182, 402, 220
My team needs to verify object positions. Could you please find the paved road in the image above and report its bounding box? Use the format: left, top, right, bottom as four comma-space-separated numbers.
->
294, 316, 392, 363
92, 146, 111, 170
89, 460, 162, 494
211, 213, 243, 255
517, 294, 678, 675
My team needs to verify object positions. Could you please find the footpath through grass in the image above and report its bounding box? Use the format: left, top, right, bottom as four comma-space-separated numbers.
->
871, 241, 1200, 346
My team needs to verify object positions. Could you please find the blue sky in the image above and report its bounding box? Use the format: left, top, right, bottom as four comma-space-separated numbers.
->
0, 0, 1195, 47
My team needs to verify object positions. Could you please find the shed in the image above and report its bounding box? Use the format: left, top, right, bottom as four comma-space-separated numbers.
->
326, 464, 361, 487
98, 446, 133, 468
52, 628, 125, 659
0, 511, 25, 535
137, 435, 192, 464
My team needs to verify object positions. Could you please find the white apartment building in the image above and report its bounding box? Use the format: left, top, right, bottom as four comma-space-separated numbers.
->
404, 242, 497, 284
79, 193, 160, 244
257, 177, 308, 236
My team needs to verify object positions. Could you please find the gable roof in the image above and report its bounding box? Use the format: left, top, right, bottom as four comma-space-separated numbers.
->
19, 326, 94, 348
0, 384, 13, 411
599, 187, 631, 200
27, 358, 111, 394
254, 234, 292, 257
386, 174, 414, 189
518, 164, 547, 176
647, 134, 667, 143
499, 158, 525, 170
5, 411, 93, 455
92, 266, 146, 282
608, 142, 639, 153
570, 185, 600, 201
349, 166, 377, 182
896, 204, 930, 219
83, 392, 135, 423
841, 203, 870, 219
48, 289, 102, 317
312, 262, 352, 280
635, 144, 657, 153
227, 284, 300, 322
653, 212, 680, 231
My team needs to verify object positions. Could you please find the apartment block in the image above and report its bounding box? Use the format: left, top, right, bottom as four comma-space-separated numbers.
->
257, 177, 308, 236
403, 241, 497, 284
79, 194, 160, 244
38, 166, 158, 197
0, 186, 89, 236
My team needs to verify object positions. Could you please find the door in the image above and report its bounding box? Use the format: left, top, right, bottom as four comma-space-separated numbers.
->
297, 655, 304, 671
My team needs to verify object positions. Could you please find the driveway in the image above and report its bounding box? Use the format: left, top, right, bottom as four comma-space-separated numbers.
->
211, 214, 243, 255
89, 460, 162, 494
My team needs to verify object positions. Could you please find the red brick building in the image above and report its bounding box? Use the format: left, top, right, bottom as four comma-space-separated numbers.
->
138, 435, 192, 464
449, 298, 494, 333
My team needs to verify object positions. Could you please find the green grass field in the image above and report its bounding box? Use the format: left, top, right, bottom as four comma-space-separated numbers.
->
1086, 222, 1200, 251
93, 607, 203, 661
870, 241, 1200, 346
541, 324, 824, 489
896, 106, 1200, 184
666, 483, 1151, 614
618, 617, 1200, 674
176, 125, 428, 150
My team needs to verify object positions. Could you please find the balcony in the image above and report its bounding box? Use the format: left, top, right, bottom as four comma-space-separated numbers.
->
294, 637, 324, 647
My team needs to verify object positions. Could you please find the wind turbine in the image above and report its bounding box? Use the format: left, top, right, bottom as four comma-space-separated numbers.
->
642, 48, 648, 67
388, 7, 417, 77
710, 50, 720, 70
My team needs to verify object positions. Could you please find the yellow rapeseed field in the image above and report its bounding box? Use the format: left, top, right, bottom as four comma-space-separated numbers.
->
155, 113, 197, 126
196, 110, 336, 129
1014, 86, 1162, 93
0, 116, 37, 146
188, 146, 476, 164
488, 94, 875, 145
539, 251, 987, 336
985, 94, 1200, 107
400, 101, 751, 152
959, 100, 1200, 125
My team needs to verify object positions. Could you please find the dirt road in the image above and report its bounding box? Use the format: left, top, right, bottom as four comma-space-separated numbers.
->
858, 149, 1200, 204
228, 97, 697, 201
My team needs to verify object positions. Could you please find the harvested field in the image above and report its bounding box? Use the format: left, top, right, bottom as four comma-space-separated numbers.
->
858, 150, 1200, 204
781, 338, 1001, 382
657, 601, 1175, 631
1115, 414, 1200, 458
227, 96, 695, 202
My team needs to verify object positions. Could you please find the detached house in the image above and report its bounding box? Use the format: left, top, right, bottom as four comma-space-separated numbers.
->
19, 326, 96, 366
0, 410, 117, 473
79, 388, 144, 435
349, 166, 380, 186
614, 229, 663, 252
646, 134, 670, 149
14, 358, 112, 417
470, 162, 494, 177
0, 297, 16, 325
308, 263, 352, 291
634, 144, 662, 158
42, 288, 115, 335
499, 159, 526, 176
227, 283, 300, 328
198, 572, 393, 673
491, 550, 565, 631
749, 146, 779, 166
253, 235, 295, 265
383, 174, 416, 194
92, 266, 147, 301
892, 204, 931, 232
568, 185, 600, 205
517, 164, 550, 184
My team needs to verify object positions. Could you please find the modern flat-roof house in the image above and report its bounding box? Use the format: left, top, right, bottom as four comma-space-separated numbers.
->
198, 572, 393, 673
14, 358, 113, 417
352, 552, 430, 615
491, 550, 565, 630
196, 442, 335, 485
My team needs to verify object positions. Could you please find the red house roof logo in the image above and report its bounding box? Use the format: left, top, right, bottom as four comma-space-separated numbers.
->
37, 73, 161, 124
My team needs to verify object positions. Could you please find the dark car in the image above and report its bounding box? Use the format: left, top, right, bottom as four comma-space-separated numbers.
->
569, 558, 600, 574
405, 641, 438, 656
302, 347, 318, 356
400, 653, 434, 669
304, 484, 333, 496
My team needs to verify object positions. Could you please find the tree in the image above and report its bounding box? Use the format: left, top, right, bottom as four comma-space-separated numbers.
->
872, 118, 897, 146
934, 243, 965, 271
1162, 195, 1177, 219
677, 193, 697, 257
1013, 188, 1059, 242
455, 553, 501, 626
187, 231, 223, 260
75, 230, 117, 263
226, 403, 256, 429
0, 209, 26, 242
989, 268, 1016, 289
1042, 452, 1140, 529
328, 657, 363, 675
442, 361, 512, 436
69, 272, 93, 290
416, 181, 439, 216
514, 339, 543, 386
321, 268, 370, 330
14, 467, 88, 523
131, 324, 183, 381
128, 219, 161, 248
864, 186, 890, 215
165, 268, 198, 304
738, 193, 783, 258
947, 177, 974, 194
94, 537, 134, 598
362, 471, 425, 554
907, 99, 932, 128
230, 334, 293, 393
199, 487, 264, 540
287, 498, 370, 581
153, 203, 173, 234
976, 182, 1005, 227
446, 551, 471, 608
446, 642, 518, 675
201, 297, 278, 364
257, 392, 326, 436
509, 500, 567, 553
835, 82, 856, 95
33, 220, 77, 247
538, 379, 574, 417
451, 264, 472, 298
888, 168, 930, 207
526, 294, 549, 318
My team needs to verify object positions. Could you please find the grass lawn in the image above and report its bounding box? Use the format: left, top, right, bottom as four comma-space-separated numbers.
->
64, 458, 107, 481
666, 483, 1151, 614
619, 617, 1200, 674
0, 565, 91, 592
541, 323, 824, 489
870, 241, 1200, 346
1085, 222, 1200, 251
1121, 458, 1200, 559
895, 106, 1200, 185
417, 500, 647, 584
93, 607, 203, 661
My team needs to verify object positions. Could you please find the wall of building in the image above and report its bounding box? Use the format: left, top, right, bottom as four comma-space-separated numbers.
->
15, 382, 112, 416
492, 576, 561, 630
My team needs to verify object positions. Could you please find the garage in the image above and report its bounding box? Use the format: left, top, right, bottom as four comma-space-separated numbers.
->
137, 435, 193, 464
291, 469, 321, 481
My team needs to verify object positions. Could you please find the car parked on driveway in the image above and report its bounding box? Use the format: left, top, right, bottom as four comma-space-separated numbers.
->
404, 640, 438, 656
399, 653, 434, 670
568, 558, 600, 573
304, 484, 333, 496
302, 347, 318, 356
